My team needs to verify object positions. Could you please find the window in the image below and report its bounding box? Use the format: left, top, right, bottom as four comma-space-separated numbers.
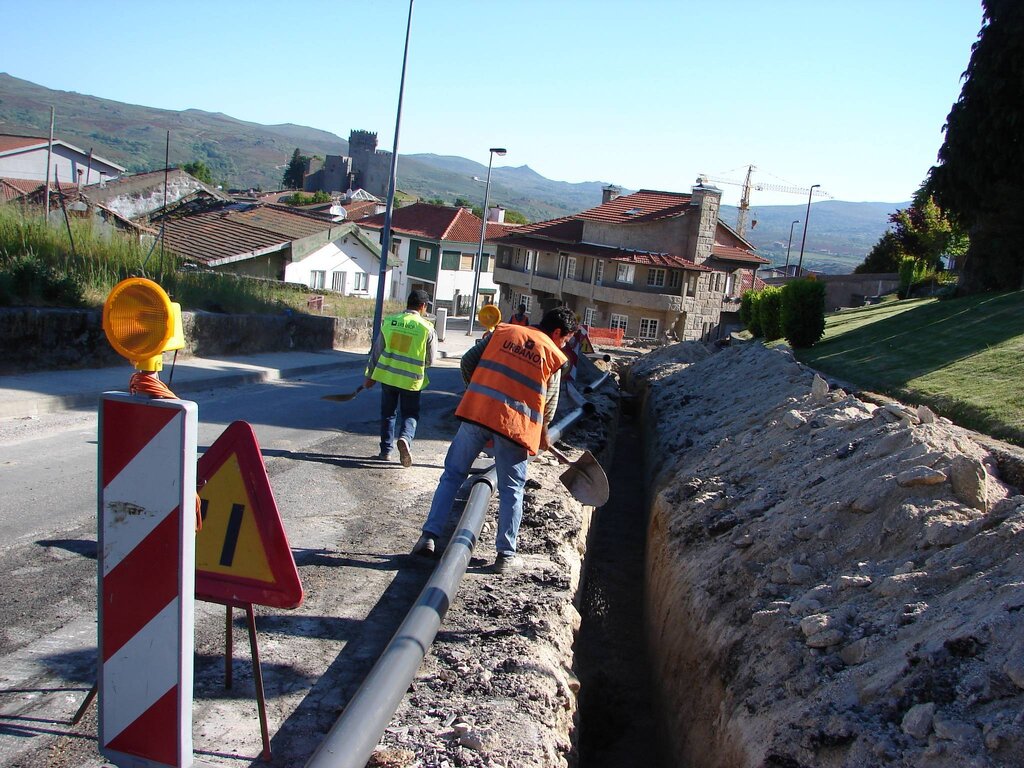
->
565, 256, 577, 279
584, 307, 597, 327
390, 238, 401, 256
702, 321, 711, 341
725, 272, 736, 296
310, 270, 326, 290
513, 294, 533, 313
615, 263, 635, 284
669, 270, 681, 288
685, 272, 698, 297
353, 271, 369, 291
460, 253, 475, 271
639, 318, 659, 339
331, 271, 346, 292
525, 250, 536, 270
595, 260, 604, 285
647, 268, 666, 288
415, 246, 431, 262
481, 254, 492, 272
441, 250, 460, 270
610, 313, 628, 332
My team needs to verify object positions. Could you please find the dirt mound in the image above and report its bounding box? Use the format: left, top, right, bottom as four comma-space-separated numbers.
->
636, 341, 1024, 767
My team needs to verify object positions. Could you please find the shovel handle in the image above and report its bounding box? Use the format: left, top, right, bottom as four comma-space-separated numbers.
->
547, 445, 573, 465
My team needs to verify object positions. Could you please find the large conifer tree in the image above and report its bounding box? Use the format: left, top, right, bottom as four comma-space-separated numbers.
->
927, 0, 1024, 292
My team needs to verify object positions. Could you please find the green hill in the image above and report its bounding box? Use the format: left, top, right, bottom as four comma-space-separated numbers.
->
1, 72, 896, 267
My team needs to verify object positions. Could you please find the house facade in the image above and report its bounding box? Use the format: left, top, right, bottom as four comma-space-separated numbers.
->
284, 222, 394, 300
491, 184, 768, 342
358, 202, 516, 313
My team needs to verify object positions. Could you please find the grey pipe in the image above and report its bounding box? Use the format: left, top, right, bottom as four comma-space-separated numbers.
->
584, 370, 612, 394
305, 400, 587, 768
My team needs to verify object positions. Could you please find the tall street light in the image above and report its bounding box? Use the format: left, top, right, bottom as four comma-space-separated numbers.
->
784, 219, 800, 274
466, 147, 506, 336
371, 0, 415, 343
796, 184, 820, 277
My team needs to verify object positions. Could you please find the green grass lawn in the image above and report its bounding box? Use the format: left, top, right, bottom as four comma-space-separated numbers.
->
795, 291, 1024, 446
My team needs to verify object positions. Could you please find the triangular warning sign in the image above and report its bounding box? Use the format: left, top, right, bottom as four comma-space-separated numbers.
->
196, 421, 303, 609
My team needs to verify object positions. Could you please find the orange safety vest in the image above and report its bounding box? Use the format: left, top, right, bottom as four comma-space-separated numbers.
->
456, 324, 567, 454
508, 313, 529, 326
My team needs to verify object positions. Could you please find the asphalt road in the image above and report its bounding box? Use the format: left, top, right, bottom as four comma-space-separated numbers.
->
0, 359, 469, 767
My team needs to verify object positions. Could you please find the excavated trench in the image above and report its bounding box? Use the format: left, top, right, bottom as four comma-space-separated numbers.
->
574, 403, 671, 766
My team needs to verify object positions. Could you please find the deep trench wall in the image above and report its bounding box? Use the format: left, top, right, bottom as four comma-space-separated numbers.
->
0, 306, 373, 373
628, 340, 1024, 768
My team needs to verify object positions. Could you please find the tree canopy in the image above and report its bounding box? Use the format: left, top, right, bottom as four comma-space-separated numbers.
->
925, 0, 1024, 291
281, 148, 308, 189
855, 196, 967, 274
181, 161, 213, 185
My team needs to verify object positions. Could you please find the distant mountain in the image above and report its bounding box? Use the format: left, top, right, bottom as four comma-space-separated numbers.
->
722, 201, 903, 274
0, 72, 896, 272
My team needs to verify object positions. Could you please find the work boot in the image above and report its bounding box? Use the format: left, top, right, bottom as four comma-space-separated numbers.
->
490, 553, 523, 573
397, 437, 413, 468
375, 450, 393, 461
412, 534, 435, 557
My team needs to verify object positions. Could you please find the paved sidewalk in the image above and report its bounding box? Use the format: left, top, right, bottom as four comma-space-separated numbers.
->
0, 317, 484, 420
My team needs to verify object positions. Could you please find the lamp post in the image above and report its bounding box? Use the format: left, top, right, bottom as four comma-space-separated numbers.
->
371, 0, 415, 344
796, 184, 820, 277
466, 147, 506, 336
784, 219, 800, 275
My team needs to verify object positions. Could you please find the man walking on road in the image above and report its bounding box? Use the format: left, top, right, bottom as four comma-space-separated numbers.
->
413, 306, 576, 571
364, 289, 436, 467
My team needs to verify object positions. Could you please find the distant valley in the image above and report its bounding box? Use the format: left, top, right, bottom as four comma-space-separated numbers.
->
0, 72, 899, 273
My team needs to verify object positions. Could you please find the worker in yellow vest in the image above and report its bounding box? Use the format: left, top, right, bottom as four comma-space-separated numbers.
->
413, 306, 577, 572
364, 289, 436, 467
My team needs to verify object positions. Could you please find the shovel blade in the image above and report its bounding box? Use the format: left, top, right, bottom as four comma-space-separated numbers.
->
558, 450, 609, 506
321, 385, 364, 402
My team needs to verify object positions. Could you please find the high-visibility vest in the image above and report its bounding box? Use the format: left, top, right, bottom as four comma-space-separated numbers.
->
456, 324, 567, 454
508, 313, 529, 326
368, 312, 432, 391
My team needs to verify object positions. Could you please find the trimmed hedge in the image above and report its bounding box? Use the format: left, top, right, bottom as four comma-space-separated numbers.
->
759, 286, 784, 341
781, 278, 826, 348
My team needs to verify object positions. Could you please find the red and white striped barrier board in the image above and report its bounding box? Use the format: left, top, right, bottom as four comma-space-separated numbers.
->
98, 393, 197, 768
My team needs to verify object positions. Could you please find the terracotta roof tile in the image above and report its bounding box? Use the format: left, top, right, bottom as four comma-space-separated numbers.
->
711, 243, 770, 264
160, 203, 336, 266
360, 202, 488, 243
0, 135, 48, 153
576, 189, 692, 224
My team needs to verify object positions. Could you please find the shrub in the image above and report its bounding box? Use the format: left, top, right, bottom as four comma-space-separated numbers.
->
759, 286, 784, 341
739, 290, 755, 327
747, 290, 764, 337
781, 278, 826, 348
898, 257, 931, 298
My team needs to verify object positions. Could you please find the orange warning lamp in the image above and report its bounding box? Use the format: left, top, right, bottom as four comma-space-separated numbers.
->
102, 278, 185, 372
477, 304, 501, 332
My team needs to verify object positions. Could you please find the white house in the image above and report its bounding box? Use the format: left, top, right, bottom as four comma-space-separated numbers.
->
0, 133, 125, 187
284, 222, 394, 301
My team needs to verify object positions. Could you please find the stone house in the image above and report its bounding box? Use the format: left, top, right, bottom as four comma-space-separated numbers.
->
358, 202, 517, 313
491, 184, 768, 342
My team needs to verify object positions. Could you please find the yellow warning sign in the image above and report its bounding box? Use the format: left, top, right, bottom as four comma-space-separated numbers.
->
197, 454, 272, 581
195, 421, 303, 609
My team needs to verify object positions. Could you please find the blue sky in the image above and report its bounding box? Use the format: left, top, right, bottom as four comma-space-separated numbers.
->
0, 0, 983, 207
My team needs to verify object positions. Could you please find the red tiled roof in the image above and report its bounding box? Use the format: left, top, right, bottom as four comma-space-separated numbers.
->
494, 234, 711, 271
342, 200, 380, 220
0, 135, 48, 153
498, 216, 584, 242
711, 243, 770, 265
160, 203, 336, 266
360, 202, 489, 243
576, 189, 692, 224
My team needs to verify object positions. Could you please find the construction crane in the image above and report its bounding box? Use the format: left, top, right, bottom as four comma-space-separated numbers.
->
697, 164, 831, 238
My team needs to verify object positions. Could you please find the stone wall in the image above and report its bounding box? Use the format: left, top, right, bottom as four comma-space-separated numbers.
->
0, 307, 373, 374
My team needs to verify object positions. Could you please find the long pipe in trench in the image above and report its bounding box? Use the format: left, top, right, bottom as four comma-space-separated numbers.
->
305, 398, 591, 768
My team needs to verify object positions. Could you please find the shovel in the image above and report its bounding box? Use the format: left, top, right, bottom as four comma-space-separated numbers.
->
321, 384, 365, 402
547, 445, 610, 506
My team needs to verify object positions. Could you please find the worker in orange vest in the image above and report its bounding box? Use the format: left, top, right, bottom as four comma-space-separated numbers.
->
412, 306, 577, 572
508, 303, 529, 326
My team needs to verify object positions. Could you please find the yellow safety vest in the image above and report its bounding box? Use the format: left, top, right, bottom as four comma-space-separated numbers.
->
368, 312, 432, 391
